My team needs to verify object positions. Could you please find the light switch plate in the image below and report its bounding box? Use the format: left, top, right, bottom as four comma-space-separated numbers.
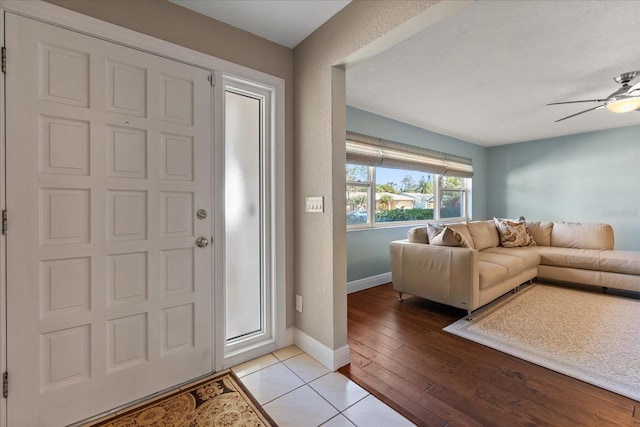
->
305, 196, 324, 213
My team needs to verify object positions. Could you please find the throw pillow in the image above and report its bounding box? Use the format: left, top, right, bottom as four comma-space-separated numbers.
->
427, 223, 464, 247
493, 218, 537, 248
407, 226, 429, 244
426, 223, 444, 242
447, 223, 474, 249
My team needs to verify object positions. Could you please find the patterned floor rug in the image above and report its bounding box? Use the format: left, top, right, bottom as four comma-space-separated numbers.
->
86, 370, 276, 426
444, 284, 640, 402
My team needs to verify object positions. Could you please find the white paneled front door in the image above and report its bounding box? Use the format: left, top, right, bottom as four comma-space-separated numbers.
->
5, 12, 213, 426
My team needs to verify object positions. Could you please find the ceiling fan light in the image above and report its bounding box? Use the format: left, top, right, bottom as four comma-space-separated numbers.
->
606, 96, 640, 113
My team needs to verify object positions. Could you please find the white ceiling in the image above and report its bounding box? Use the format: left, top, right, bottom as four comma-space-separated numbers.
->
169, 0, 351, 49
347, 0, 640, 146
172, 0, 640, 147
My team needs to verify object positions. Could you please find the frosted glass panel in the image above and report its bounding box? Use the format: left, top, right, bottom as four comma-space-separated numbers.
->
225, 90, 262, 341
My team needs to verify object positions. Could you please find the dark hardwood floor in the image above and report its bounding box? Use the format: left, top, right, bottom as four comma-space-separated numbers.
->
338, 283, 639, 427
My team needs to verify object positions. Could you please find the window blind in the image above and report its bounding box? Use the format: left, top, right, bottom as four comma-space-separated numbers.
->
346, 131, 474, 178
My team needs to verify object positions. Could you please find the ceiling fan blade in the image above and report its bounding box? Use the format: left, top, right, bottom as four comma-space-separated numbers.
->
555, 105, 605, 122
625, 81, 640, 94
547, 99, 607, 105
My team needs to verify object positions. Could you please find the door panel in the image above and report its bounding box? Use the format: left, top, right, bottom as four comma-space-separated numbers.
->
5, 13, 213, 426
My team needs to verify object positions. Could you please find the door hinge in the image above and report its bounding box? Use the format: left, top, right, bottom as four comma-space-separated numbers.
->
208, 73, 215, 87
3, 372, 7, 398
2, 47, 6, 74
1, 210, 6, 235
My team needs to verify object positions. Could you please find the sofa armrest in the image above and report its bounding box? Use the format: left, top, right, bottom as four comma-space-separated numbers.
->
389, 240, 479, 311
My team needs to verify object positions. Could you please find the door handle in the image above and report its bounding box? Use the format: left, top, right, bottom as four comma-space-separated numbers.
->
196, 236, 209, 248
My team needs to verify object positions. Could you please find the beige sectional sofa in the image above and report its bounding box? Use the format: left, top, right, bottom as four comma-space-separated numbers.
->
389, 220, 640, 319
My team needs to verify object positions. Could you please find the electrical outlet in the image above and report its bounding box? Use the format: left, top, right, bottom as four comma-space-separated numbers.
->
296, 294, 303, 312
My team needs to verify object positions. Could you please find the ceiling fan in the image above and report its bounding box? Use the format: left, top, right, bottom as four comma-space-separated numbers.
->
548, 70, 640, 122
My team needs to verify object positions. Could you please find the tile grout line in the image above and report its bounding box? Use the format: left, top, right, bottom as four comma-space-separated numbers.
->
234, 348, 414, 426
268, 360, 362, 426
276, 353, 370, 424
242, 353, 371, 426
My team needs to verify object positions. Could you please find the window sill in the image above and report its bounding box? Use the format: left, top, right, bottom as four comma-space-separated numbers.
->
347, 217, 469, 232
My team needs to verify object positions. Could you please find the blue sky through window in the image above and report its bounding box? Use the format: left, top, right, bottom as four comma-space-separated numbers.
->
376, 167, 433, 188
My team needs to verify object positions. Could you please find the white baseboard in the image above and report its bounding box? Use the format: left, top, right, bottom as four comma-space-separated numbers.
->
290, 273, 392, 369
293, 328, 350, 371
347, 272, 392, 294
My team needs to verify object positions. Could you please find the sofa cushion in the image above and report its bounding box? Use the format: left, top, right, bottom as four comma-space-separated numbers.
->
478, 261, 509, 290
446, 223, 474, 249
467, 220, 500, 251
494, 218, 536, 248
407, 226, 429, 244
481, 247, 541, 269
599, 251, 640, 275
551, 222, 614, 250
526, 221, 553, 246
478, 251, 535, 276
534, 247, 602, 271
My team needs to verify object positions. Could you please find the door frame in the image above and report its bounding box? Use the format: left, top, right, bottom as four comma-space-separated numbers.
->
0, 1, 286, 424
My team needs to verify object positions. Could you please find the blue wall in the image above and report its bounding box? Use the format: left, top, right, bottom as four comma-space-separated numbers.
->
487, 125, 640, 251
346, 106, 489, 282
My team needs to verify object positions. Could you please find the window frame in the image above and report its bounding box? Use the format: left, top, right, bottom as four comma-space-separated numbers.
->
437, 175, 468, 221
346, 165, 372, 229
346, 164, 470, 230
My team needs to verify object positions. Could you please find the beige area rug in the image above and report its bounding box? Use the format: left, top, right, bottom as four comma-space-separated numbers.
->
444, 284, 640, 402
87, 370, 276, 427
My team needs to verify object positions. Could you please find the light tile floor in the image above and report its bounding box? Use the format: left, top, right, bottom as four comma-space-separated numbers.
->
232, 346, 415, 427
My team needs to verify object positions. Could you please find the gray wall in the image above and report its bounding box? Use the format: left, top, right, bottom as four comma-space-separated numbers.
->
346, 106, 489, 282
487, 125, 640, 251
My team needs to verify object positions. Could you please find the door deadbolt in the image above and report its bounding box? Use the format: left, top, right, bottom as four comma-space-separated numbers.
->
196, 209, 207, 219
196, 236, 209, 248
